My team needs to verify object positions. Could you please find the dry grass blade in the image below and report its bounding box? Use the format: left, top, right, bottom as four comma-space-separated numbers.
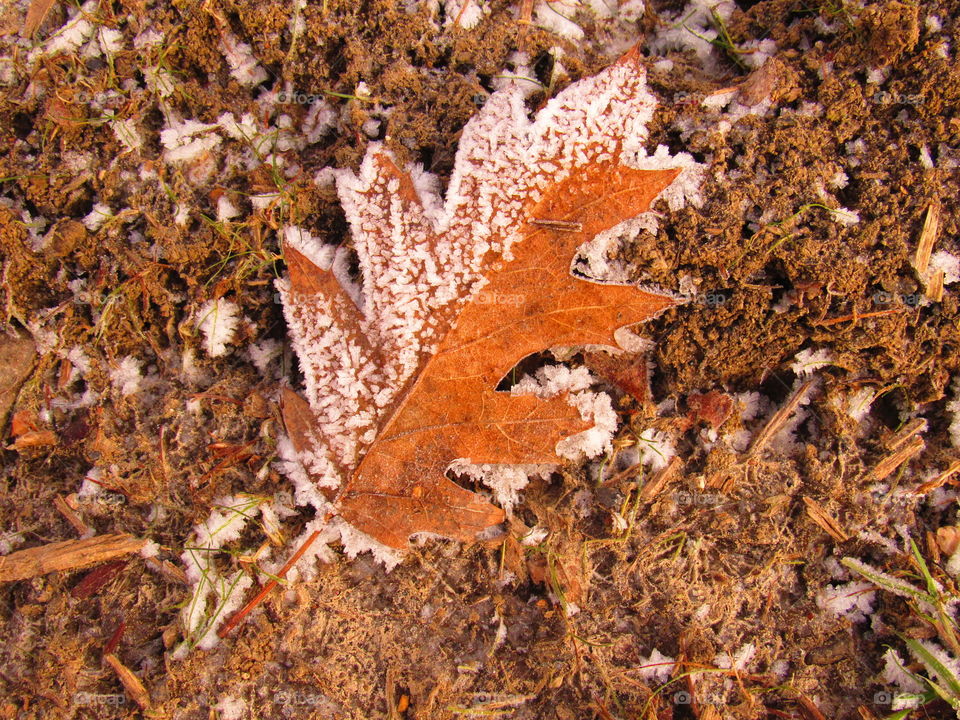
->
0, 534, 145, 582
863, 435, 925, 483
744, 380, 813, 459
103, 653, 151, 709
803, 496, 850, 543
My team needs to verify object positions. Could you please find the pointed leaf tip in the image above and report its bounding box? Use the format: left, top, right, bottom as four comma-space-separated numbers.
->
617, 42, 644, 68
284, 245, 326, 297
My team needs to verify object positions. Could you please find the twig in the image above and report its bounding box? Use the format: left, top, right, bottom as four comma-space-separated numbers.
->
913, 459, 960, 495
887, 418, 927, 452
54, 494, 91, 536
814, 308, 902, 327
744, 380, 812, 459
638, 456, 683, 502
217, 529, 321, 638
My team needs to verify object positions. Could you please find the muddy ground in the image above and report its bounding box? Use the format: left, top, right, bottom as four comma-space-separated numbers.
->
1, 0, 959, 718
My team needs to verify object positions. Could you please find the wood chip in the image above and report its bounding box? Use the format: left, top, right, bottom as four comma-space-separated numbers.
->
744, 380, 813, 460
803, 497, 850, 543
886, 417, 927, 452
103, 653, 151, 710
639, 456, 682, 502
0, 534, 145, 582
914, 200, 940, 275
6, 429, 57, 450
21, 0, 57, 36
700, 705, 723, 720
863, 435, 925, 483
913, 459, 960, 494
936, 525, 960, 557
927, 268, 945, 302
53, 494, 90, 536
0, 331, 36, 432
144, 557, 189, 585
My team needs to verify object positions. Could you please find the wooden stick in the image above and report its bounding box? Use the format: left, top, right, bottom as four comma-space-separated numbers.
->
0, 534, 145, 582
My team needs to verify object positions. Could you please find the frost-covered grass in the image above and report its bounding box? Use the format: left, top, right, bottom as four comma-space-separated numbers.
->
842, 541, 960, 713
174, 495, 268, 657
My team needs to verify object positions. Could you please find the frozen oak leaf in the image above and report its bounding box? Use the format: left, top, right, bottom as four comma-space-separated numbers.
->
279, 50, 702, 551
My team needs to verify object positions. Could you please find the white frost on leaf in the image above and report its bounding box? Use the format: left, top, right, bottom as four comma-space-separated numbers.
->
277, 58, 703, 565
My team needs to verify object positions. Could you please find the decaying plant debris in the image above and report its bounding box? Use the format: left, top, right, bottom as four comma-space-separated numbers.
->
0, 0, 959, 718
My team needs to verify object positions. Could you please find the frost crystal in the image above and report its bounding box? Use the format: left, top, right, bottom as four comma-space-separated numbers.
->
196, 298, 240, 357
791, 347, 834, 376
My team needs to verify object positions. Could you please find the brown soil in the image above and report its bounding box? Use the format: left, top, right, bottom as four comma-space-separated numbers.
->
1, 0, 959, 718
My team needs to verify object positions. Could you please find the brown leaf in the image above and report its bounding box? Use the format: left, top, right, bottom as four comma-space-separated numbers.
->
686, 391, 734, 429
323, 162, 681, 548
281, 53, 692, 550
584, 350, 652, 406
